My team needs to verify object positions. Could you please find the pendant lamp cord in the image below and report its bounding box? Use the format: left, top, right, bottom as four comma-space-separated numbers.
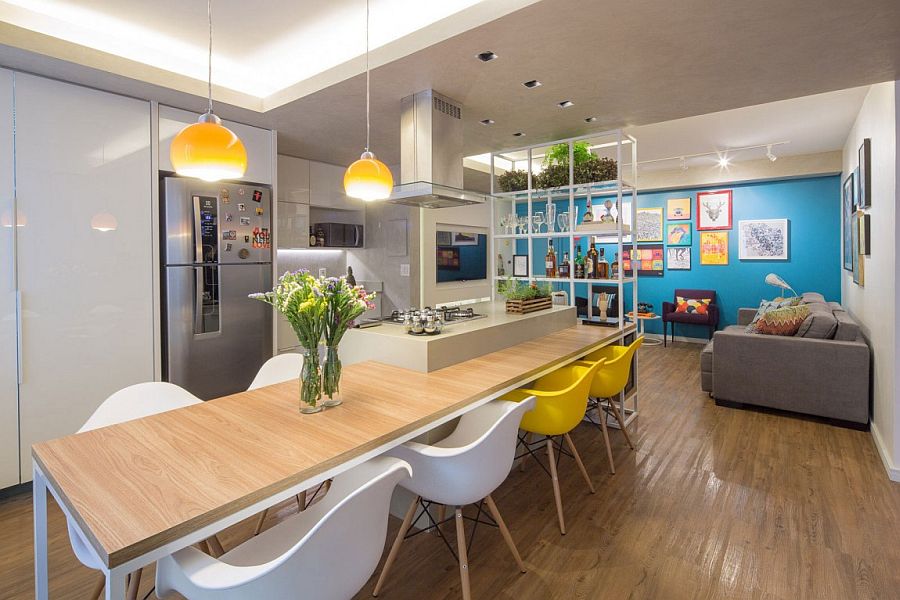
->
365, 0, 370, 153
207, 0, 213, 115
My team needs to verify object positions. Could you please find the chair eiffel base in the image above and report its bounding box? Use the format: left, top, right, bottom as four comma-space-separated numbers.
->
585, 397, 635, 474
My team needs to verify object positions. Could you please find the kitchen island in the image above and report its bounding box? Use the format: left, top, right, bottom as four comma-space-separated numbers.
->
342, 302, 578, 372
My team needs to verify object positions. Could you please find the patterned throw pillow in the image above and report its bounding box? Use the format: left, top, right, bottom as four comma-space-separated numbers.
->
746, 297, 801, 332
754, 304, 810, 336
675, 296, 711, 315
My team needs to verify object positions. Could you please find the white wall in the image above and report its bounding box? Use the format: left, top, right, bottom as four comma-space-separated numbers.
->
840, 81, 899, 481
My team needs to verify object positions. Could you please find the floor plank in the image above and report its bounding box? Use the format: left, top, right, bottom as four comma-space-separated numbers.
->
1, 343, 899, 599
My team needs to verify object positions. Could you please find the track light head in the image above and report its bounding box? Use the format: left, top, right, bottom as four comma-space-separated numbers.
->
766, 144, 777, 162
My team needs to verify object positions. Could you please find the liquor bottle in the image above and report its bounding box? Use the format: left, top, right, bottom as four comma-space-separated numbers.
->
597, 247, 610, 279
309, 226, 317, 247
583, 197, 594, 223
611, 252, 619, 278
316, 225, 326, 247
586, 242, 599, 279
497, 253, 506, 277
574, 245, 585, 279
559, 251, 570, 278
545, 240, 558, 278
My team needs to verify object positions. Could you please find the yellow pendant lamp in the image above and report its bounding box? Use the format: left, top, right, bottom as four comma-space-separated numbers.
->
344, 0, 393, 201
170, 0, 247, 182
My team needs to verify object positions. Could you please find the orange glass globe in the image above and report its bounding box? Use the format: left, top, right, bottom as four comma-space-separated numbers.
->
170, 113, 247, 182
344, 151, 394, 201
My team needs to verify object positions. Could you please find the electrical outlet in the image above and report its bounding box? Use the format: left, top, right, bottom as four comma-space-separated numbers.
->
319, 268, 327, 278
400, 263, 410, 277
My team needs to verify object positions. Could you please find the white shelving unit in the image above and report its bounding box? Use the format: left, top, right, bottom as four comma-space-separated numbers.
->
488, 129, 639, 425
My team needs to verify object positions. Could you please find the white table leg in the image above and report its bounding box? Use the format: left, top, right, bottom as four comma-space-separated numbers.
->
33, 465, 49, 600
104, 568, 127, 600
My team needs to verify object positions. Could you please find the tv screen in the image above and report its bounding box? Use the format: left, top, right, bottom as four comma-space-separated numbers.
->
436, 230, 488, 283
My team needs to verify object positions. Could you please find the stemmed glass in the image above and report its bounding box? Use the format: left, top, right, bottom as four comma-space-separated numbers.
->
508, 213, 517, 235
557, 212, 569, 232
516, 215, 528, 235
546, 204, 556, 233
499, 214, 509, 235
532, 211, 545, 234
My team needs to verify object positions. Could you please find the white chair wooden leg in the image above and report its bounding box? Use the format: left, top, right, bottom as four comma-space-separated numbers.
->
125, 568, 142, 600
454, 507, 472, 600
373, 495, 420, 597
91, 573, 105, 600
253, 508, 269, 536
485, 495, 526, 573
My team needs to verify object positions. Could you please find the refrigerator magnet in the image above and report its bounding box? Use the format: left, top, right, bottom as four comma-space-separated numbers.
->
222, 230, 237, 241
238, 248, 250, 259
244, 235, 250, 243
220, 188, 230, 202
237, 203, 246, 211
224, 243, 233, 252
240, 217, 251, 226
224, 213, 233, 222
238, 188, 245, 196
256, 207, 264, 216
252, 190, 263, 203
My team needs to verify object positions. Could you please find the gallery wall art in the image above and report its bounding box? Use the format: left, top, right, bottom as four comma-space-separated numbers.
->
666, 223, 691, 246
700, 231, 729, 265
635, 207, 664, 242
667, 247, 691, 270
622, 244, 664, 277
738, 219, 789, 260
696, 190, 733, 230
842, 173, 854, 270
666, 197, 691, 220
858, 138, 871, 209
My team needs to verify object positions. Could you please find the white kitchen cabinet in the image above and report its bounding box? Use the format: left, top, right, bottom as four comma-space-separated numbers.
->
159, 105, 275, 185
15, 73, 155, 481
309, 160, 366, 211
0, 69, 18, 488
276, 314, 300, 352
277, 201, 310, 249
278, 155, 310, 204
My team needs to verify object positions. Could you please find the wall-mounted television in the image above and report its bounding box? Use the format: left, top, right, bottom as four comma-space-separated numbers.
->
436, 230, 488, 283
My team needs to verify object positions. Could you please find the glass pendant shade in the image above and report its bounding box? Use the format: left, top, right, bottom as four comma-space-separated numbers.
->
170, 113, 247, 182
344, 151, 394, 201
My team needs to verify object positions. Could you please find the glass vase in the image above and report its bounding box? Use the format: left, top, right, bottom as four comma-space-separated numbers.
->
322, 345, 342, 408
299, 347, 323, 414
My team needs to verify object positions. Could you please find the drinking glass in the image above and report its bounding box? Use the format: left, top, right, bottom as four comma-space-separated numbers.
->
508, 213, 518, 235
517, 215, 528, 235
557, 212, 569, 232
547, 204, 556, 233
498, 214, 508, 235
532, 212, 545, 234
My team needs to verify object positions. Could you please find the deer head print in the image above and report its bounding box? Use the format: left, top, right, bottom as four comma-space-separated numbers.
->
703, 200, 724, 222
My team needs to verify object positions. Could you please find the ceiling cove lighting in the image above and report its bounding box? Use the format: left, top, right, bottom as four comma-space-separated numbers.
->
522, 80, 542, 89
344, 0, 394, 202
170, 0, 247, 182
476, 51, 498, 62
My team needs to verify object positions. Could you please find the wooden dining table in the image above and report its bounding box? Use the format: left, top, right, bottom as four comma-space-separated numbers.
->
32, 323, 635, 600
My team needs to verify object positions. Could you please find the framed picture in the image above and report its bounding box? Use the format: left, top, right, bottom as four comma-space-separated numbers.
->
512, 254, 528, 277
436, 247, 460, 269
666, 223, 691, 246
853, 166, 861, 209
858, 211, 871, 255
452, 232, 479, 246
622, 244, 664, 277
700, 231, 729, 265
635, 207, 664, 242
666, 197, 691, 220
738, 219, 789, 260
858, 138, 871, 208
667, 247, 691, 270
696, 190, 733, 230
842, 172, 855, 270
851, 212, 862, 285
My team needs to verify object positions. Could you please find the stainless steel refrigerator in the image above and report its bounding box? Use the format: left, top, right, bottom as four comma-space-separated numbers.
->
161, 177, 273, 400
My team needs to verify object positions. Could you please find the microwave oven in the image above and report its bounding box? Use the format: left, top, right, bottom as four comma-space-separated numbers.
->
314, 223, 364, 248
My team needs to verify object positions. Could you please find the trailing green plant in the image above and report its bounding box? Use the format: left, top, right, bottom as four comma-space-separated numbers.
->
544, 141, 593, 167
497, 277, 552, 301
497, 169, 529, 192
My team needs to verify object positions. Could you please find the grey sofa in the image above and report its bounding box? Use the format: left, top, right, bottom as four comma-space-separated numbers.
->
700, 292, 870, 428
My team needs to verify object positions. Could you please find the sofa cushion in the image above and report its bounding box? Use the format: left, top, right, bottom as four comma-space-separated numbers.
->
754, 305, 810, 336
828, 301, 845, 313
675, 296, 712, 314
833, 311, 861, 341
796, 301, 838, 339
745, 297, 800, 333
801, 291, 827, 305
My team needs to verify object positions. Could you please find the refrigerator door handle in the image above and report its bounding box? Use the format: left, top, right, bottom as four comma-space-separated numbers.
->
192, 195, 203, 264
193, 267, 204, 334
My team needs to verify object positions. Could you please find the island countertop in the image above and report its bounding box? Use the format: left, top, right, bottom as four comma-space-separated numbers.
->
342, 301, 579, 372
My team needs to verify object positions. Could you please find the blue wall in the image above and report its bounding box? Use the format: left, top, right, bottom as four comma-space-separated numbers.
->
518, 175, 841, 338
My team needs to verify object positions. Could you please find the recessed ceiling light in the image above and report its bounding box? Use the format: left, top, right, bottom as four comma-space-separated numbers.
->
476, 51, 498, 62
584, 116, 597, 123
523, 80, 542, 89
513, 132, 526, 137
557, 100, 574, 108
480, 119, 495, 125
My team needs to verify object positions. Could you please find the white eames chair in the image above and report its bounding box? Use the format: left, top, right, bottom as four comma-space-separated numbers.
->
155, 456, 412, 600
373, 397, 536, 600
247, 352, 303, 390
72, 382, 204, 600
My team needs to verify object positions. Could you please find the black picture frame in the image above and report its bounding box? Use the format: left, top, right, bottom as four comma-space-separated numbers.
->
512, 254, 529, 277
842, 172, 854, 271
859, 212, 871, 256
858, 138, 871, 209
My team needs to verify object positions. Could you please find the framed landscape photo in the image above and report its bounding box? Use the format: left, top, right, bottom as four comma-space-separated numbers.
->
700, 231, 729, 265
666, 197, 691, 220
842, 172, 854, 270
666, 222, 691, 246
635, 207, 664, 242
696, 190, 733, 230
667, 247, 691, 270
738, 219, 789, 260
858, 138, 871, 208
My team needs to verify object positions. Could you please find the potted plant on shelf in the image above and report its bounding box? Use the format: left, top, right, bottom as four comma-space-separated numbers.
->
536, 141, 618, 189
498, 278, 553, 314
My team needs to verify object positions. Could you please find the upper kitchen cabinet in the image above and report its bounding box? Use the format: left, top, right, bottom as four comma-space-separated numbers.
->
159, 106, 275, 185
278, 155, 310, 204
14, 73, 155, 482
0, 69, 18, 489
309, 160, 365, 211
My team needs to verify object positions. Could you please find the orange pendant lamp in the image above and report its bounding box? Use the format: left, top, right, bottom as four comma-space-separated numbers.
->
170, 0, 247, 182
344, 0, 393, 201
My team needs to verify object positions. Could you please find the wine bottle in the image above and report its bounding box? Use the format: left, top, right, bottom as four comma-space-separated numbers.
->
611, 252, 619, 278
586, 242, 599, 279
545, 240, 558, 278
574, 245, 585, 279
559, 251, 570, 278
598, 247, 610, 279
583, 197, 594, 223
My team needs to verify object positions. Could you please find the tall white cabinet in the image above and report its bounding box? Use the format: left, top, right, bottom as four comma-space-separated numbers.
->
3, 73, 156, 484
0, 69, 18, 489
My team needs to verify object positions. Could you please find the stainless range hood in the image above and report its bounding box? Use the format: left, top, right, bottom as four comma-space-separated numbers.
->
389, 90, 493, 209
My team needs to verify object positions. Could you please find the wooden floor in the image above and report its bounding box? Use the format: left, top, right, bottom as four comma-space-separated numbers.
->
2, 342, 899, 599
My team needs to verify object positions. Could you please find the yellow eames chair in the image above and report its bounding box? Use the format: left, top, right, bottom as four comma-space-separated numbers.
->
577, 337, 643, 474
502, 359, 604, 535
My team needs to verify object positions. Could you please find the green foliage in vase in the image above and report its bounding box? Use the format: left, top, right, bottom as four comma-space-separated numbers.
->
497, 277, 552, 300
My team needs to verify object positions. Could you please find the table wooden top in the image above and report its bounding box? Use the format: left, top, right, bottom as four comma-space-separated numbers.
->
32, 323, 634, 568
